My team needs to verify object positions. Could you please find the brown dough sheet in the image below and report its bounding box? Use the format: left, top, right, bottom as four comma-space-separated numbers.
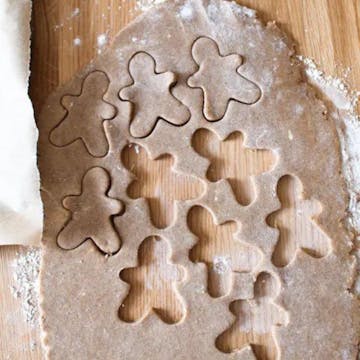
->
38, 0, 358, 358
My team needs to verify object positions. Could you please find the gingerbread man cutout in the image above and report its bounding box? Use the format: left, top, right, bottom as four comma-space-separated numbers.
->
119, 236, 185, 324
121, 143, 205, 228
57, 167, 123, 254
192, 128, 276, 206
266, 175, 332, 267
188, 37, 261, 121
50, 71, 116, 157
216, 272, 289, 360
188, 206, 262, 298
119, 52, 190, 138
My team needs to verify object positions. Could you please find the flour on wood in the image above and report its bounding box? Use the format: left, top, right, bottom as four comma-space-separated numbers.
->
11, 248, 41, 326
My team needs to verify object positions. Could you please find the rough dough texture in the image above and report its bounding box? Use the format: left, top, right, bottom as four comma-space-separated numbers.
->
38, 0, 359, 359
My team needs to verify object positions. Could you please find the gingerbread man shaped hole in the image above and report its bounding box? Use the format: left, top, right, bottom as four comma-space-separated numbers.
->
266, 174, 332, 267
119, 236, 185, 324
192, 128, 277, 206
188, 205, 262, 298
121, 143, 205, 229
216, 272, 289, 360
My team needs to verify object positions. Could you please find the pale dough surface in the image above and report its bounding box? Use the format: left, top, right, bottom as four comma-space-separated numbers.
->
38, 0, 358, 358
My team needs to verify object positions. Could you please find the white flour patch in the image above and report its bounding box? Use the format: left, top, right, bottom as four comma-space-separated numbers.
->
228, 1, 256, 18
131, 36, 147, 45
97, 33, 108, 53
54, 7, 81, 31
73, 37, 81, 46
294, 103, 304, 116
71, 7, 80, 18
11, 248, 41, 326
178, 1, 194, 21
288, 129, 294, 141
135, 0, 167, 12
213, 255, 231, 274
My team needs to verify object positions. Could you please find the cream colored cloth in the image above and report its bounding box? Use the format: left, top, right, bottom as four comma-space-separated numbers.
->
0, 0, 42, 245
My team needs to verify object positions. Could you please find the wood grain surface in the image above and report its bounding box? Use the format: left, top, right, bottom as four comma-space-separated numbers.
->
1, 0, 359, 359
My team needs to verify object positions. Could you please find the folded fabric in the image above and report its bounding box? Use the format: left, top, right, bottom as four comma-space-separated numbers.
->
0, 0, 42, 246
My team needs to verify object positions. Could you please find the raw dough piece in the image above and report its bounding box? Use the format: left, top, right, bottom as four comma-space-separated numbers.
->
38, 0, 358, 359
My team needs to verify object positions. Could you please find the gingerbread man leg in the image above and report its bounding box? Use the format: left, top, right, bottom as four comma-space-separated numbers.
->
119, 287, 150, 323
271, 229, 297, 267
228, 177, 255, 206
215, 322, 250, 353
207, 263, 232, 298
299, 225, 331, 259
251, 332, 278, 360
147, 196, 174, 229
152, 288, 184, 324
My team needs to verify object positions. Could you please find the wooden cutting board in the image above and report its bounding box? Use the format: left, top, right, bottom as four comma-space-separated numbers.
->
0, 0, 359, 359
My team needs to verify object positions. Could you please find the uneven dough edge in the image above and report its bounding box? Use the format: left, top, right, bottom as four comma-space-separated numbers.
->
37, 0, 359, 359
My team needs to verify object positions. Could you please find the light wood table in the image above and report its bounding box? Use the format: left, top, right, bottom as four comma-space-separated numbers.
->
1, 1, 359, 359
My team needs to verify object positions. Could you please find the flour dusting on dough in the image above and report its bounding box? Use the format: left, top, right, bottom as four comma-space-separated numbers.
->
228, 2, 256, 18
135, 0, 167, 12
213, 255, 231, 274
178, 1, 194, 21
300, 56, 360, 295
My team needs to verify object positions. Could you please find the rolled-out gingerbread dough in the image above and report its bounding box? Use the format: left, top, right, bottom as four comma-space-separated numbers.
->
38, 0, 358, 358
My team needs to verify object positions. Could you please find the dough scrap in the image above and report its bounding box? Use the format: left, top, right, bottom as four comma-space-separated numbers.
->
38, 0, 359, 359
